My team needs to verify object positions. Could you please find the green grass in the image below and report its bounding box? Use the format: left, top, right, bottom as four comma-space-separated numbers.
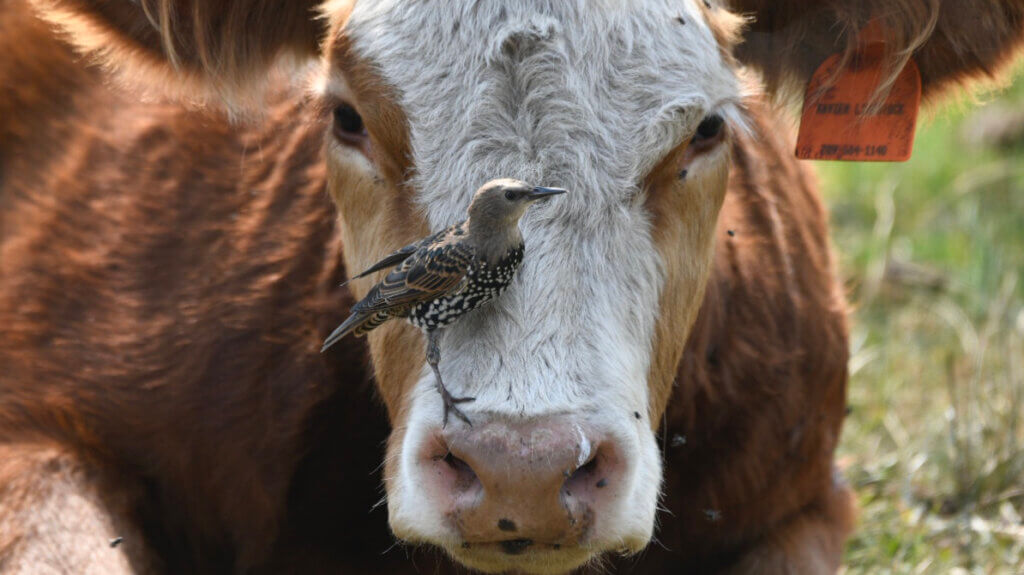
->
817, 64, 1024, 574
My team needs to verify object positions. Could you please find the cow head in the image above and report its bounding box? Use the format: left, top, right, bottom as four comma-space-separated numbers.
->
320, 3, 743, 572
32, 0, 1024, 572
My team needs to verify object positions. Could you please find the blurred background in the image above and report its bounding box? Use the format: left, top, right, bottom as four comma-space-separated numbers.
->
819, 64, 1024, 573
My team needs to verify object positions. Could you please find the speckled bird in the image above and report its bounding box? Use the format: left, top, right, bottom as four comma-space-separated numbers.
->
321, 179, 567, 426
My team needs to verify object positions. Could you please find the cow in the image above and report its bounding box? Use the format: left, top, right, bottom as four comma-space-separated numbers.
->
1, 0, 1022, 573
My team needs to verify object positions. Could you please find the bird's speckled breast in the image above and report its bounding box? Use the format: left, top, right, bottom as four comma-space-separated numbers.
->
409, 244, 525, 331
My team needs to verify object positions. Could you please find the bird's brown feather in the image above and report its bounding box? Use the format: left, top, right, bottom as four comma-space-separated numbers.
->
342, 227, 451, 286
352, 227, 474, 314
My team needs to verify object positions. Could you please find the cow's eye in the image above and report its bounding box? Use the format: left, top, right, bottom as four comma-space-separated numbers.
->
694, 114, 724, 142
689, 113, 725, 154
332, 104, 367, 144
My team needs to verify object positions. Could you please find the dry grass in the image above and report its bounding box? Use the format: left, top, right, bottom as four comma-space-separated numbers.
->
817, 63, 1024, 574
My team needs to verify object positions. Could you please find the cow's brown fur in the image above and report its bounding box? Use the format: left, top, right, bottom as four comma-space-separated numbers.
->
2, 0, 1022, 573
1, 4, 389, 572
644, 133, 732, 422
27, 0, 326, 109
640, 105, 854, 573
730, 0, 1024, 104
319, 31, 427, 427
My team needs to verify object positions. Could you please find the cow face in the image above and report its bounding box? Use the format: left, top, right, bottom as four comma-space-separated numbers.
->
319, 2, 744, 572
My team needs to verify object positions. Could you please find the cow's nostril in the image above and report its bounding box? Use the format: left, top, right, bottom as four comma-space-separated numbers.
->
440, 450, 479, 489
563, 452, 604, 500
563, 442, 624, 503
567, 455, 599, 484
443, 451, 470, 472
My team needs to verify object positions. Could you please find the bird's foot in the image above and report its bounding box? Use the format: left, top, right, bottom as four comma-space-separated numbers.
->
426, 331, 474, 427
438, 384, 475, 428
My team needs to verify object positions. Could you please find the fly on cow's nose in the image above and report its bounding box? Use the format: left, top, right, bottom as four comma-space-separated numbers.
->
322, 178, 567, 427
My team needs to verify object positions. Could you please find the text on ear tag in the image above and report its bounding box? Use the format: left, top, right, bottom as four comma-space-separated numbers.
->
795, 36, 921, 162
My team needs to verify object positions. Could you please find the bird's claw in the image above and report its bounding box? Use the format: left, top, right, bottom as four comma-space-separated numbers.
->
440, 389, 475, 428
427, 331, 474, 427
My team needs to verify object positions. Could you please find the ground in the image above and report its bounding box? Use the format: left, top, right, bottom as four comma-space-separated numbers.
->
819, 63, 1024, 574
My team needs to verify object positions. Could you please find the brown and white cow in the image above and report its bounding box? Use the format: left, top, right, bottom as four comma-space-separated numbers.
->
2, 0, 1022, 573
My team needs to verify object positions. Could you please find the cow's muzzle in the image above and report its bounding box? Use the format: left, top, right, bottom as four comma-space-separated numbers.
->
416, 416, 630, 572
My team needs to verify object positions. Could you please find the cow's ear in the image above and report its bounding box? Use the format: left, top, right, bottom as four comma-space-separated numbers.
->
726, 0, 1024, 103
28, 0, 331, 110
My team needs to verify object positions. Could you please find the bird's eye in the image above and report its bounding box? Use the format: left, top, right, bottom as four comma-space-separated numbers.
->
332, 104, 367, 145
693, 114, 724, 144
504, 190, 518, 201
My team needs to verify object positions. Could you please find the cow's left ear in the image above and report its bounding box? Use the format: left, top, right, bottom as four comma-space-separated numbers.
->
724, 0, 1024, 103
28, 0, 334, 110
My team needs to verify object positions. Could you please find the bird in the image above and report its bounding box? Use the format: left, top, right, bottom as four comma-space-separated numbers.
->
321, 178, 567, 426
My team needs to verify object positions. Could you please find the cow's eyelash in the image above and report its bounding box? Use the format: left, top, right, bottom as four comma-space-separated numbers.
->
312, 93, 346, 121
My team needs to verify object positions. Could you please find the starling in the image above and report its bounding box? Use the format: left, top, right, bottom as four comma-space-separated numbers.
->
321, 179, 567, 426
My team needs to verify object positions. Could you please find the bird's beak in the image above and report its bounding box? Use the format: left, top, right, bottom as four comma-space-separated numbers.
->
525, 186, 568, 200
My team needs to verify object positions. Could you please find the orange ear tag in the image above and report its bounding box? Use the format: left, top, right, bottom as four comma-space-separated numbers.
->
795, 27, 921, 162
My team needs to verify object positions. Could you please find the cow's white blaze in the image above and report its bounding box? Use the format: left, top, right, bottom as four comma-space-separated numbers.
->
334, 0, 744, 567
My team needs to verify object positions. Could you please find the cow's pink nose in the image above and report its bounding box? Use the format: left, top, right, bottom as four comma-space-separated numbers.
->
419, 418, 625, 552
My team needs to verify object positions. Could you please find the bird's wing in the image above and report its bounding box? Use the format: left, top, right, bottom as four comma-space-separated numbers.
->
341, 228, 450, 286
352, 237, 474, 313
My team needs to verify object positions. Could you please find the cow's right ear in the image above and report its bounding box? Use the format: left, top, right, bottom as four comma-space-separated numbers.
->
28, 0, 333, 110
727, 0, 1024, 105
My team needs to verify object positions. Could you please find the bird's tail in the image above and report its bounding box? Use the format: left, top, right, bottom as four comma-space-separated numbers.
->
321, 311, 390, 352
